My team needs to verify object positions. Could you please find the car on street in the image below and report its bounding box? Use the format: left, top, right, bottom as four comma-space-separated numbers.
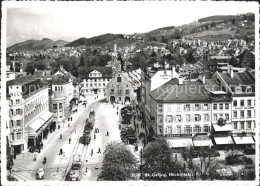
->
36, 168, 44, 180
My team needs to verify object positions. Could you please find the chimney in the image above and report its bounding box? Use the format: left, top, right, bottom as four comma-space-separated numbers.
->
201, 74, 205, 84
179, 78, 183, 85
230, 65, 233, 78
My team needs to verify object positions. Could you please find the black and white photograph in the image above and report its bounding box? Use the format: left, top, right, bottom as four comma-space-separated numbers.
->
1, 1, 259, 185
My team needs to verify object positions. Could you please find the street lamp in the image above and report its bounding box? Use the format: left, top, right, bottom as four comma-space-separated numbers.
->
140, 148, 143, 180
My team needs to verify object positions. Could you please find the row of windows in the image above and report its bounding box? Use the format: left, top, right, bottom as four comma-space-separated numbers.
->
110, 89, 130, 94
213, 103, 229, 110
230, 86, 252, 94
53, 103, 63, 111
164, 125, 211, 134
25, 95, 46, 113
159, 104, 211, 112
84, 83, 108, 87
164, 114, 210, 123
233, 121, 255, 130
233, 99, 254, 107
10, 99, 21, 105
54, 86, 64, 92
11, 132, 23, 141
233, 110, 253, 119
84, 89, 105, 93
10, 108, 22, 116
84, 78, 111, 82
10, 120, 21, 128
24, 102, 48, 124
213, 114, 229, 121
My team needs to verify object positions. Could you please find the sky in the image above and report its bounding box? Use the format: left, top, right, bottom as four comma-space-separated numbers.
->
4, 1, 258, 47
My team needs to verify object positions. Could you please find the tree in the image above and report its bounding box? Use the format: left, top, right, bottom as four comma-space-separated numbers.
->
151, 51, 157, 57
79, 54, 85, 67
25, 62, 35, 75
210, 21, 216, 28
141, 139, 184, 180
98, 141, 137, 181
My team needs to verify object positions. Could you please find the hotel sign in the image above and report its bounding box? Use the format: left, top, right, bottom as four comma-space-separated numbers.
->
9, 92, 22, 97
12, 127, 23, 133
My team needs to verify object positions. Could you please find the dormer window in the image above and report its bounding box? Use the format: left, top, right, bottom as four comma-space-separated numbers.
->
236, 87, 242, 93
246, 87, 252, 93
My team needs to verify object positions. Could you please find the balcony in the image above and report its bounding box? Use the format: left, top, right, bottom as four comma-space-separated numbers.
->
51, 92, 66, 99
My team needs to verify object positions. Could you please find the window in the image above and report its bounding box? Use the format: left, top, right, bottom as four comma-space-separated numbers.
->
11, 100, 13, 105
118, 89, 122, 94
194, 126, 201, 133
117, 77, 122, 82
10, 109, 13, 116
219, 104, 223, 110
119, 97, 121, 101
55, 86, 57, 91
186, 114, 190, 122
159, 126, 162, 134
247, 100, 251, 107
16, 109, 21, 115
103, 83, 105, 86
213, 114, 217, 121
233, 111, 237, 118
247, 110, 251, 118
90, 83, 93, 87
204, 114, 209, 121
16, 120, 21, 126
233, 122, 238, 129
213, 104, 217, 110
177, 126, 181, 134
176, 115, 181, 122
194, 104, 200, 110
158, 115, 163, 122
240, 122, 245, 129
184, 104, 190, 111
194, 114, 201, 122
11, 120, 14, 127
125, 89, 130, 94
59, 103, 62, 110
166, 115, 173, 122
177, 104, 181, 111
185, 126, 191, 133
98, 83, 101, 87
247, 121, 252, 129
17, 132, 22, 140
16, 99, 20, 104
240, 100, 244, 107
167, 105, 171, 111
236, 87, 241, 93
61, 87, 63, 91
240, 110, 244, 118
58, 87, 60, 91
233, 100, 237, 107
225, 114, 229, 120
111, 89, 114, 93
204, 125, 210, 133
158, 105, 163, 112
203, 104, 209, 110
225, 103, 229, 110
53, 104, 57, 111
246, 87, 252, 93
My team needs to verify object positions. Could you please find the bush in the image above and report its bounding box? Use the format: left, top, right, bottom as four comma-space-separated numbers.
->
243, 147, 255, 155
225, 155, 244, 165
242, 157, 253, 165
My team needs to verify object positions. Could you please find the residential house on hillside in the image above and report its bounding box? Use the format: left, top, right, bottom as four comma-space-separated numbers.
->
235, 49, 255, 69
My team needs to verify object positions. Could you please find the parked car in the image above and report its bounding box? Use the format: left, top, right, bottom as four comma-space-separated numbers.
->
36, 168, 44, 180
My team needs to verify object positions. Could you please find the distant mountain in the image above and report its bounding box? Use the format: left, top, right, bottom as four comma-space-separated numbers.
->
7, 38, 69, 52
198, 15, 234, 22
65, 33, 124, 47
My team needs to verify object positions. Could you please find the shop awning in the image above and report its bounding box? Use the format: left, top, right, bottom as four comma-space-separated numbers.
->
27, 118, 46, 135
233, 136, 255, 144
40, 111, 53, 121
212, 124, 233, 131
214, 136, 234, 145
167, 138, 193, 148
193, 139, 213, 147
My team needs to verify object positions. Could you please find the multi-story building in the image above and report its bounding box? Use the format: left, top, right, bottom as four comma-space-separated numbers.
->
78, 66, 113, 96
106, 70, 141, 104
141, 64, 179, 138
7, 77, 53, 154
48, 75, 73, 126
213, 69, 256, 147
149, 78, 213, 148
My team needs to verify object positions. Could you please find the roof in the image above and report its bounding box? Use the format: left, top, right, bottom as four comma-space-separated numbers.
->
7, 76, 41, 86
236, 50, 255, 69
150, 78, 211, 103
78, 66, 112, 74
218, 71, 255, 86
200, 59, 217, 68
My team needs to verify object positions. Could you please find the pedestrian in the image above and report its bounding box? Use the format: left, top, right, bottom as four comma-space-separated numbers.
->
60, 148, 63, 155
117, 111, 118, 115
69, 138, 71, 144
107, 131, 109, 136
91, 149, 93, 156
33, 154, 37, 161
98, 148, 101, 153
68, 117, 70, 122
71, 117, 72, 121
94, 134, 96, 140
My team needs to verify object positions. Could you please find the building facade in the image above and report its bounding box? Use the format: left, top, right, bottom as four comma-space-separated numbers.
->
7, 77, 53, 154
78, 66, 113, 96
